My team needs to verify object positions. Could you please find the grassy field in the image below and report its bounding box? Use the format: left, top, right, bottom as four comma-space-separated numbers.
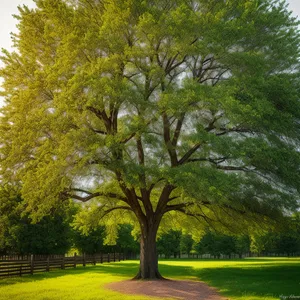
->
0, 258, 299, 300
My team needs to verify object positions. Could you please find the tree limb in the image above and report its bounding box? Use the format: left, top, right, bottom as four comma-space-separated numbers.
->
64, 190, 128, 203
163, 112, 178, 166
172, 113, 185, 147
164, 202, 195, 213
178, 142, 202, 165
86, 106, 111, 132
99, 205, 133, 220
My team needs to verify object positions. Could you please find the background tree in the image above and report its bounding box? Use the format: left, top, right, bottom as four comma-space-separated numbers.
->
250, 233, 273, 257
0, 185, 21, 254
115, 224, 139, 258
1, 0, 300, 278
72, 225, 107, 255
218, 235, 236, 258
235, 235, 251, 258
196, 231, 236, 258
195, 231, 222, 258
0, 185, 73, 255
180, 234, 194, 257
275, 234, 300, 256
194, 238, 207, 257
157, 230, 181, 258
268, 215, 300, 256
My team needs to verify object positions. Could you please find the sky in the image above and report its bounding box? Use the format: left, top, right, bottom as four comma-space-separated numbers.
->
1, 0, 300, 107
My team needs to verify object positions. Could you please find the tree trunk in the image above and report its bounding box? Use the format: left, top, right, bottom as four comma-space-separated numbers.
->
134, 222, 163, 280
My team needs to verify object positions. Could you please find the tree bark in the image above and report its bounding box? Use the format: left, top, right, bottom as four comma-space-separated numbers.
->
134, 221, 164, 280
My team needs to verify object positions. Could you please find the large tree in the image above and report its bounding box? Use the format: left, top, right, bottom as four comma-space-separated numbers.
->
1, 0, 300, 279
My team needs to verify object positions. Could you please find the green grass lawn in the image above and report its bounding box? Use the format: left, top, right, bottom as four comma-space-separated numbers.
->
0, 258, 299, 300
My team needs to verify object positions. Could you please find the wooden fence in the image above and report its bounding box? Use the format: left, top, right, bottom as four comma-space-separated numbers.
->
0, 253, 125, 278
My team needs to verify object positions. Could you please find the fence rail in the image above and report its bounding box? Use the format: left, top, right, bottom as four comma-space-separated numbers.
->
0, 253, 125, 278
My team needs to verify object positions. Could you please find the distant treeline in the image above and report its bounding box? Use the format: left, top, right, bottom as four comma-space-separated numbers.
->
1, 186, 300, 258
0, 212, 138, 257
157, 225, 300, 258
0, 187, 139, 256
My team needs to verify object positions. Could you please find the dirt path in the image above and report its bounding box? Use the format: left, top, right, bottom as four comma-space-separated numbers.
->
106, 279, 228, 300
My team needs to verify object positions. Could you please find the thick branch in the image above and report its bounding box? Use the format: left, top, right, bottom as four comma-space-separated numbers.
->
216, 127, 255, 136
166, 206, 211, 224
137, 137, 145, 166
172, 113, 185, 147
216, 165, 248, 171
185, 157, 248, 172
164, 202, 195, 213
178, 143, 202, 165
186, 157, 228, 164
70, 188, 93, 195
205, 113, 224, 132
155, 184, 176, 216
65, 190, 128, 203
163, 112, 178, 166
166, 55, 187, 74
100, 205, 133, 220
86, 106, 111, 132
90, 128, 108, 135
136, 137, 154, 215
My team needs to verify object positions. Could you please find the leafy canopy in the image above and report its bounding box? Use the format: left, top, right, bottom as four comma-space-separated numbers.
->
1, 0, 300, 234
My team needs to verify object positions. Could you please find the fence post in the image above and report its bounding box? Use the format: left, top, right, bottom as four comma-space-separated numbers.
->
93, 254, 96, 266
47, 255, 50, 272
83, 253, 86, 267
100, 252, 103, 264
108, 253, 110, 263
74, 253, 77, 268
61, 255, 65, 270
118, 253, 120, 261
113, 252, 116, 262
30, 255, 34, 275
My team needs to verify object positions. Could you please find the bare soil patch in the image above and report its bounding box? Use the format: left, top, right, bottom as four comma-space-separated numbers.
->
106, 279, 228, 300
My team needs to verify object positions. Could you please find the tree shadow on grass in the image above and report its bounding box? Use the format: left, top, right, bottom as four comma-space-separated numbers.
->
191, 264, 300, 299
158, 261, 300, 299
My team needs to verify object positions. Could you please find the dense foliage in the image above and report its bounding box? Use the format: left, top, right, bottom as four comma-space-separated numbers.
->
0, 186, 73, 255
157, 230, 181, 258
0, 186, 139, 255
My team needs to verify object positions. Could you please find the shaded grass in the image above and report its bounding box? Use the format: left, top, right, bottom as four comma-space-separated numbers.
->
160, 258, 300, 300
0, 258, 299, 300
